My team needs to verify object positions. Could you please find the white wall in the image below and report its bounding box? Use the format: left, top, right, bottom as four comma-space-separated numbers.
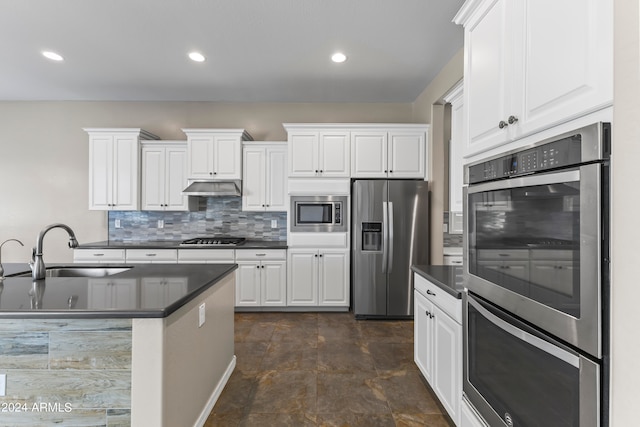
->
0, 101, 414, 263
610, 0, 640, 424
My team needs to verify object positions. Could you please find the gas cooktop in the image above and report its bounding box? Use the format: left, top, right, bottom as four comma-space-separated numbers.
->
180, 237, 246, 246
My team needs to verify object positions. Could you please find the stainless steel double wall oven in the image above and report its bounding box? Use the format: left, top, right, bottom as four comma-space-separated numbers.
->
463, 123, 610, 427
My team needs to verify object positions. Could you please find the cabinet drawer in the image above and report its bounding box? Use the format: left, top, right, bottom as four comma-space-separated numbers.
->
126, 249, 178, 263
414, 274, 462, 324
74, 249, 126, 263
235, 249, 286, 261
477, 249, 529, 261
178, 249, 235, 263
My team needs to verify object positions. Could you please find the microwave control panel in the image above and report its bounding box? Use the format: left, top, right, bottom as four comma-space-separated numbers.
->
468, 135, 582, 184
335, 203, 342, 224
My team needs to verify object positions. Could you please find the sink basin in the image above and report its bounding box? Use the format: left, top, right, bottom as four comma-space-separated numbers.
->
10, 267, 131, 278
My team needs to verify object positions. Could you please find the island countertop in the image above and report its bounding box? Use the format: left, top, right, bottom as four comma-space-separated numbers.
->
0, 263, 237, 319
411, 265, 464, 299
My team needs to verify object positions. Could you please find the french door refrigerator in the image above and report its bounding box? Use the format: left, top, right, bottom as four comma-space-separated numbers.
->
352, 179, 429, 319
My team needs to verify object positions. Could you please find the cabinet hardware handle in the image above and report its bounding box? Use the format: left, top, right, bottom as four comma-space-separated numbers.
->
256, 265, 260, 269
508, 115, 519, 125
209, 172, 213, 175
314, 254, 318, 257
498, 120, 508, 129
93, 253, 104, 257
256, 254, 266, 256
320, 170, 323, 173
146, 253, 157, 257
262, 265, 265, 269
319, 254, 323, 257
427, 289, 436, 296
426, 310, 430, 316
389, 170, 393, 173
384, 170, 388, 173
430, 313, 434, 319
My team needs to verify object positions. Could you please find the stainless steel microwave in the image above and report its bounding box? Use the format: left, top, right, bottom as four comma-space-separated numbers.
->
290, 195, 348, 232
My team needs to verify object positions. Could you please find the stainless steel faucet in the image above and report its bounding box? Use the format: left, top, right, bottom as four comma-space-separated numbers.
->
31, 224, 79, 281
0, 238, 24, 279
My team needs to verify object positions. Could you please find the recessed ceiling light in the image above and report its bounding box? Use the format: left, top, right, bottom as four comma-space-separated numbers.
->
42, 51, 64, 61
188, 52, 206, 62
331, 52, 347, 63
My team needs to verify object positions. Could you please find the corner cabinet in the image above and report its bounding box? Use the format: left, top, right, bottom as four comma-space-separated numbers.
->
242, 142, 288, 212
414, 273, 462, 426
454, 0, 613, 158
85, 128, 159, 210
182, 129, 252, 180
287, 248, 349, 307
141, 141, 194, 211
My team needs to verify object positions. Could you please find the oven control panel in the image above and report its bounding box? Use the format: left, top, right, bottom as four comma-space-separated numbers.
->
468, 134, 582, 184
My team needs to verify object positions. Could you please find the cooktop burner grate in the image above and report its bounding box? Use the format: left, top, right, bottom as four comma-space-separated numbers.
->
180, 237, 246, 246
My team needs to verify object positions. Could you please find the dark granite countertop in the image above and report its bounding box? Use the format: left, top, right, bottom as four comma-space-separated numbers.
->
411, 265, 464, 299
0, 263, 237, 319
78, 240, 288, 250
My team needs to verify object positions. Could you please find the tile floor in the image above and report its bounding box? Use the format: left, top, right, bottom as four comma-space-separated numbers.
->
204, 312, 453, 427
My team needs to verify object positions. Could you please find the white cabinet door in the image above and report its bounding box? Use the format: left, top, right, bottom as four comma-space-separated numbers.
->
318, 250, 349, 306
433, 304, 462, 426
351, 131, 388, 178
236, 262, 261, 306
164, 145, 189, 210
265, 147, 288, 211
288, 132, 319, 177
187, 136, 213, 179
74, 249, 126, 264
212, 134, 242, 180
88, 134, 113, 210
242, 147, 266, 211
414, 290, 434, 384
463, 0, 513, 156
319, 132, 350, 177
445, 82, 465, 213
388, 131, 425, 178
112, 134, 139, 210
141, 145, 165, 210
262, 261, 287, 306
287, 250, 318, 305
516, 0, 612, 137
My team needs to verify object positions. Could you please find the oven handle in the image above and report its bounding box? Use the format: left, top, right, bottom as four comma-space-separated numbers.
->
468, 296, 580, 368
468, 169, 580, 194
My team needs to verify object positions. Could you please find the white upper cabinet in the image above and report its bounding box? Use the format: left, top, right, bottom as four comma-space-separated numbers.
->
351, 126, 428, 178
85, 128, 159, 211
182, 129, 252, 180
286, 127, 350, 178
444, 81, 465, 213
285, 124, 428, 180
242, 142, 288, 212
141, 141, 192, 211
455, 0, 613, 158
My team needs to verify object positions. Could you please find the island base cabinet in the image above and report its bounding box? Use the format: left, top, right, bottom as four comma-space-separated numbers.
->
131, 273, 236, 427
414, 273, 462, 426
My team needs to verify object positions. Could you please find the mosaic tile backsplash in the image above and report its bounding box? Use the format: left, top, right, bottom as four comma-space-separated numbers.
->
108, 197, 287, 242
443, 211, 463, 248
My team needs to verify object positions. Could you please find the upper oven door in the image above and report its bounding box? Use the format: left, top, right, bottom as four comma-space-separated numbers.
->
464, 163, 602, 358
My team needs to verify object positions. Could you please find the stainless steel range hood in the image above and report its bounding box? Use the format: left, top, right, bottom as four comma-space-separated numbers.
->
182, 180, 242, 197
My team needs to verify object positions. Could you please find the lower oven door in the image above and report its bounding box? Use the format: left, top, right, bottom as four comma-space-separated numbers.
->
463, 294, 600, 427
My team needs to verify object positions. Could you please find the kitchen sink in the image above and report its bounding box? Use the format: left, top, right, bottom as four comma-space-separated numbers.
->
10, 267, 131, 278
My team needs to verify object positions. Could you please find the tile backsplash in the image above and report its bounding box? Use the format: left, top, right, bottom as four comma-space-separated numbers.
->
108, 197, 287, 242
443, 211, 463, 248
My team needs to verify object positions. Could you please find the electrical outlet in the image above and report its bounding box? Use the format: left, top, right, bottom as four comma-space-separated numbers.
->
157, 220, 164, 229
115, 219, 121, 229
271, 219, 278, 229
198, 303, 205, 327
0, 374, 6, 397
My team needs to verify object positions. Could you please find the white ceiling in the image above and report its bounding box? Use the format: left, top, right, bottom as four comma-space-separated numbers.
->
0, 0, 464, 103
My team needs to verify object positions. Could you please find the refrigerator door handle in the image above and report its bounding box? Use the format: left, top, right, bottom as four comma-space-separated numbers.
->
388, 201, 394, 272
382, 201, 389, 273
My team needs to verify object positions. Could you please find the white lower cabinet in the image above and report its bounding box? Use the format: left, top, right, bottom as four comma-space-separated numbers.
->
414, 273, 462, 425
88, 279, 137, 309
287, 248, 349, 307
235, 249, 286, 307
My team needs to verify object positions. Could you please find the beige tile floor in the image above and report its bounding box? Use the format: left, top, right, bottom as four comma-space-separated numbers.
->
205, 312, 453, 427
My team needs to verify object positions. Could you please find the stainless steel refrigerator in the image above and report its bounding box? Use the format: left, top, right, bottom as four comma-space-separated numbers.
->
352, 180, 429, 319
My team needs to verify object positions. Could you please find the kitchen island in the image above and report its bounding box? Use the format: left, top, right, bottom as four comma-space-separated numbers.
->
0, 263, 237, 427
